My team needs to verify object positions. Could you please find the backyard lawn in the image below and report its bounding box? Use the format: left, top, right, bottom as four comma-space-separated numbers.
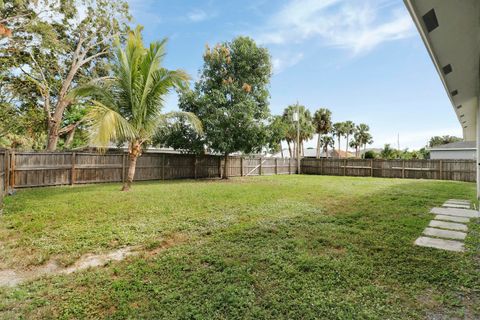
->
0, 175, 479, 319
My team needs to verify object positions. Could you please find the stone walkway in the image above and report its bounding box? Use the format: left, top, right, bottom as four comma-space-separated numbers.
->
414, 199, 479, 252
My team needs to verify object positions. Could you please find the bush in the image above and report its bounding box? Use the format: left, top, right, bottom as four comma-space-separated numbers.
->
364, 150, 377, 159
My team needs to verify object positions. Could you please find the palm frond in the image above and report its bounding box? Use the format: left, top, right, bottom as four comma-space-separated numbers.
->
69, 83, 117, 108
85, 101, 136, 149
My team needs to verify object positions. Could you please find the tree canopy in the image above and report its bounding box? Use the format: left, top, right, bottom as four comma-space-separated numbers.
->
428, 135, 462, 148
0, 0, 131, 150
178, 36, 272, 177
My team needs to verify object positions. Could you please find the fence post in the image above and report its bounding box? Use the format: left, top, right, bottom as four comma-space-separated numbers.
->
439, 160, 443, 180
240, 157, 244, 176
4, 150, 9, 193
343, 159, 347, 176
71, 152, 76, 185
218, 156, 222, 178
289, 158, 291, 174
402, 160, 405, 179
370, 159, 373, 177
162, 154, 165, 180
193, 155, 197, 179
9, 151, 15, 190
275, 158, 278, 174
122, 153, 126, 182
259, 157, 263, 175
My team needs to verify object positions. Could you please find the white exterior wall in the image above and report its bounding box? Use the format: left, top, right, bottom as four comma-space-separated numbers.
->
429, 150, 476, 160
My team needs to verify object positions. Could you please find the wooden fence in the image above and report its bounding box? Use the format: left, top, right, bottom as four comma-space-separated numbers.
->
0, 149, 8, 209
5, 151, 298, 189
226, 157, 296, 177
0, 151, 476, 193
301, 158, 476, 182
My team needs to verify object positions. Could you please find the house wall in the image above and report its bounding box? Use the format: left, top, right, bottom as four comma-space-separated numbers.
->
429, 149, 476, 160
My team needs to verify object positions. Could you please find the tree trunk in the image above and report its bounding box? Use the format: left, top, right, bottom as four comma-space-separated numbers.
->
64, 126, 76, 149
301, 142, 305, 157
287, 141, 292, 158
316, 134, 321, 158
337, 137, 341, 158
46, 78, 76, 150
223, 153, 229, 179
325, 145, 328, 158
280, 144, 284, 158
47, 122, 59, 151
345, 135, 349, 158
122, 140, 142, 191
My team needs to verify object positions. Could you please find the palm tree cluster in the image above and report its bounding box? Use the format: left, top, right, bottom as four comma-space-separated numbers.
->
281, 103, 315, 158
277, 105, 373, 159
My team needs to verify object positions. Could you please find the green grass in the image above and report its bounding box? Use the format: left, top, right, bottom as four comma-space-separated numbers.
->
0, 175, 479, 319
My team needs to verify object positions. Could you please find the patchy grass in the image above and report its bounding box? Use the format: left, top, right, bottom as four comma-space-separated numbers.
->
0, 175, 479, 319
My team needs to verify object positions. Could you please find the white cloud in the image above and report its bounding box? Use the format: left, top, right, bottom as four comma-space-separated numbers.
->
272, 52, 304, 74
257, 0, 415, 55
187, 9, 209, 22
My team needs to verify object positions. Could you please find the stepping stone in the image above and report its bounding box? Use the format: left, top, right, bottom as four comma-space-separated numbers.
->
442, 203, 470, 209
448, 199, 470, 203
423, 227, 467, 240
445, 200, 471, 205
429, 220, 468, 231
430, 207, 480, 218
434, 215, 470, 223
415, 236, 464, 252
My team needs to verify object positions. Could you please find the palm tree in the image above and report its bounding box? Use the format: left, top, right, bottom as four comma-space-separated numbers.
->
343, 120, 355, 157
321, 135, 334, 158
356, 123, 373, 157
75, 27, 201, 191
282, 103, 314, 158
313, 108, 332, 159
380, 144, 395, 159
349, 137, 361, 158
332, 122, 345, 158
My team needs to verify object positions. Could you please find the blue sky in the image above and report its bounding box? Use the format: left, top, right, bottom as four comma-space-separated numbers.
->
128, 0, 461, 150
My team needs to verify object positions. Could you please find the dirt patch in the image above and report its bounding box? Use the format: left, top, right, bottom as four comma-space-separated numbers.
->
0, 261, 60, 287
145, 233, 188, 257
0, 234, 187, 287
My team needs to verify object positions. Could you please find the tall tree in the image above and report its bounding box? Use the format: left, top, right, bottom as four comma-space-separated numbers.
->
179, 37, 272, 178
75, 27, 200, 191
266, 115, 288, 157
313, 108, 332, 159
1, 0, 131, 151
356, 123, 373, 156
349, 137, 361, 158
343, 120, 355, 157
282, 103, 314, 158
332, 122, 345, 158
321, 135, 334, 158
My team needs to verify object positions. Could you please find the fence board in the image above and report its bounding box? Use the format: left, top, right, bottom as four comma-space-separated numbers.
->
301, 158, 475, 182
